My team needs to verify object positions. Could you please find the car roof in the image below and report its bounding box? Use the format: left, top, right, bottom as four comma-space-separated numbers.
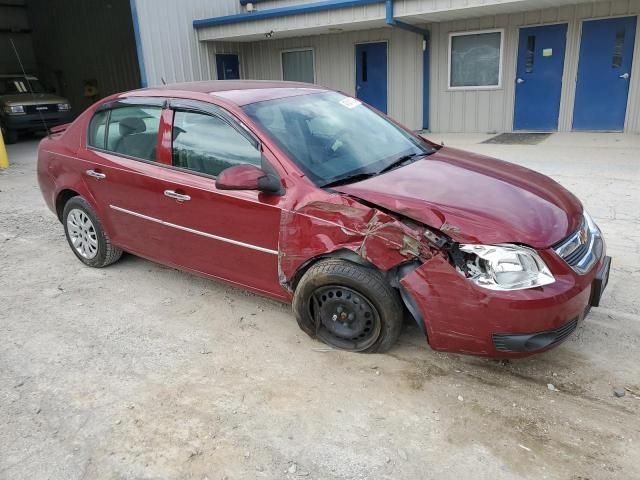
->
137, 80, 329, 106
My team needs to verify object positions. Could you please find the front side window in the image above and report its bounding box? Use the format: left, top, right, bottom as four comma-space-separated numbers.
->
281, 49, 315, 83
103, 106, 162, 161
243, 91, 432, 186
172, 111, 261, 177
449, 30, 502, 88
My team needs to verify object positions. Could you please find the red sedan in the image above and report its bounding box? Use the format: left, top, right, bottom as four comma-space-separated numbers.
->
37, 81, 611, 357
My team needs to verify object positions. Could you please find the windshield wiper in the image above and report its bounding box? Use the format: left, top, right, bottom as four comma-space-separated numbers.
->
377, 152, 424, 175
321, 171, 378, 189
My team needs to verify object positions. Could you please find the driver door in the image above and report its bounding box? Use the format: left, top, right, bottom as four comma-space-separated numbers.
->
156, 102, 287, 299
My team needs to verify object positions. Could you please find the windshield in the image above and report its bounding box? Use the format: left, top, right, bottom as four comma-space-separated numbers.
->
242, 92, 433, 186
0, 77, 46, 95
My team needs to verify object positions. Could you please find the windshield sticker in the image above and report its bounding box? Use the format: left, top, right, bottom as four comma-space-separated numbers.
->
339, 97, 361, 109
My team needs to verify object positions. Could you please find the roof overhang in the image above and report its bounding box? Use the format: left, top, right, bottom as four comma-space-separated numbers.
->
194, 0, 604, 42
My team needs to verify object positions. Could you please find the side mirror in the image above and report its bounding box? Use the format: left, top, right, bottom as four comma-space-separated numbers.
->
216, 164, 282, 195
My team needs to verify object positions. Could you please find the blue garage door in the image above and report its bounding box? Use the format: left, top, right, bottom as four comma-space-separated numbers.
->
355, 42, 388, 113
514, 24, 568, 131
573, 17, 637, 131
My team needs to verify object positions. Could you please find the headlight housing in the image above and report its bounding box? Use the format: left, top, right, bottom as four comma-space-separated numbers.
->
3, 104, 25, 115
458, 244, 555, 291
57, 103, 71, 111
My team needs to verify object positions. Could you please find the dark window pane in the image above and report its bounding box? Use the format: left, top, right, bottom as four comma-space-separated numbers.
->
362, 50, 368, 81
526, 35, 536, 73
105, 106, 161, 161
612, 29, 625, 68
87, 110, 108, 149
172, 111, 261, 177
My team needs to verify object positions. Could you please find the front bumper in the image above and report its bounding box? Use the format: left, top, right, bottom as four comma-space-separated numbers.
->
3, 111, 73, 131
399, 250, 610, 358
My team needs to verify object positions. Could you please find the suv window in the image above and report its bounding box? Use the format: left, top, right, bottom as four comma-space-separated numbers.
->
172, 110, 261, 177
98, 106, 162, 161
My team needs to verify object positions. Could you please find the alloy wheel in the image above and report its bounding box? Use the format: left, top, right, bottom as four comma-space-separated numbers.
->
66, 208, 99, 259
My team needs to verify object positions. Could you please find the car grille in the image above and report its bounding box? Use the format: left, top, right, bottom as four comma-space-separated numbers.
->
493, 318, 578, 352
553, 215, 603, 275
24, 104, 59, 114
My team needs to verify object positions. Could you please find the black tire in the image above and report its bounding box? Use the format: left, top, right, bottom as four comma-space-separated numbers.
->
1, 126, 18, 144
62, 196, 122, 268
293, 259, 404, 353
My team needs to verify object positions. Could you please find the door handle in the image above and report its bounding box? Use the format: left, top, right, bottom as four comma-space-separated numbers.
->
85, 169, 106, 180
619, 72, 630, 80
516, 78, 525, 84
164, 190, 191, 202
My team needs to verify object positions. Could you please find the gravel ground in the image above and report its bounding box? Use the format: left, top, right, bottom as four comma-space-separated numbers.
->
1, 133, 639, 480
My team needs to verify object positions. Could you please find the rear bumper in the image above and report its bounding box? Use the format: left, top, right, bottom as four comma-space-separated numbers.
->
3, 111, 73, 131
399, 251, 610, 358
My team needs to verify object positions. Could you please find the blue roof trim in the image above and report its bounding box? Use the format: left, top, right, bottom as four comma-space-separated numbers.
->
193, 0, 384, 29
129, 0, 148, 88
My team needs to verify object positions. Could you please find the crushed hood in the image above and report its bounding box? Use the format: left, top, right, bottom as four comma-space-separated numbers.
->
334, 147, 583, 248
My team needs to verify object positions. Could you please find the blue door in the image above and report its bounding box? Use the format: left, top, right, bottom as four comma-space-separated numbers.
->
514, 24, 567, 131
573, 17, 637, 131
355, 42, 387, 113
216, 54, 240, 80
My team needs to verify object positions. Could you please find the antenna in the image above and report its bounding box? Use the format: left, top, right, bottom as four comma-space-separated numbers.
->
9, 38, 51, 139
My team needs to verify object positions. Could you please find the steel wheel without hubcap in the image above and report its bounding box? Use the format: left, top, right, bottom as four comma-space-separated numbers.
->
66, 208, 99, 259
311, 285, 382, 351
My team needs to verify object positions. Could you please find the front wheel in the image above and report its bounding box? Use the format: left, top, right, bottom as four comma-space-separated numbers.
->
62, 196, 123, 268
293, 259, 404, 353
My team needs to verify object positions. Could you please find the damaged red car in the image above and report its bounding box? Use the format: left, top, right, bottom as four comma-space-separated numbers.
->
37, 81, 611, 357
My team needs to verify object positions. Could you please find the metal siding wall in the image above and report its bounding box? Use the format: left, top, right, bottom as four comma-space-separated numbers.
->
133, 0, 245, 85
238, 27, 424, 129
27, 0, 141, 114
429, 0, 640, 133
0, 2, 37, 73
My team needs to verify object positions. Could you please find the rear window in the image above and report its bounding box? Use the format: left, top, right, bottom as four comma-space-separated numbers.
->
87, 106, 162, 162
87, 110, 108, 149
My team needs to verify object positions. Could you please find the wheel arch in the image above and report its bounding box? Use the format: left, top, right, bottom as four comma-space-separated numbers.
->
289, 249, 428, 340
289, 249, 376, 292
55, 189, 81, 222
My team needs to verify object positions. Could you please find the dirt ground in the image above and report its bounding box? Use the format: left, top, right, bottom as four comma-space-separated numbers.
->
1, 133, 639, 480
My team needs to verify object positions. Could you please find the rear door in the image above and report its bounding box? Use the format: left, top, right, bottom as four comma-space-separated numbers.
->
82, 98, 173, 262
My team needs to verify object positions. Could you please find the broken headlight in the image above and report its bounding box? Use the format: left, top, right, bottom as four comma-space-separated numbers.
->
458, 244, 555, 291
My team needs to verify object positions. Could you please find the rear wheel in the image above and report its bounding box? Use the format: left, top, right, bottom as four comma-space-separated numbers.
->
62, 196, 122, 268
293, 259, 404, 353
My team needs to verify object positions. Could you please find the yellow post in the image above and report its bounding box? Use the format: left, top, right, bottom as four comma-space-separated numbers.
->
0, 128, 9, 169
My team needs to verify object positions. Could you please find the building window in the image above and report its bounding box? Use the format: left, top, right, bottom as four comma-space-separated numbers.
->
281, 49, 315, 83
449, 30, 503, 89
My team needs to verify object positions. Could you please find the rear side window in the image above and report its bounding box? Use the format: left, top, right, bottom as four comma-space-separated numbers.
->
172, 111, 261, 177
87, 110, 109, 149
99, 106, 162, 161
